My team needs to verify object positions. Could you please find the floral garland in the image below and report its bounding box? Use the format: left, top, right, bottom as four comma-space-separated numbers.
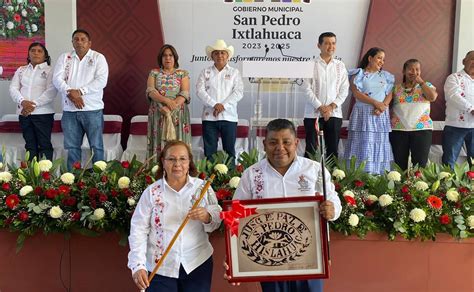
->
0, 0, 45, 39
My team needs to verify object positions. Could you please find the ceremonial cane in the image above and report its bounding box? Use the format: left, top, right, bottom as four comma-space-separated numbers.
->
318, 130, 331, 265
140, 173, 216, 291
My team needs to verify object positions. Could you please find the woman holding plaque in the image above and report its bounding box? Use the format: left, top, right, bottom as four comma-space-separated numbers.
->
128, 140, 222, 292
390, 59, 437, 170
343, 47, 395, 174
146, 45, 192, 163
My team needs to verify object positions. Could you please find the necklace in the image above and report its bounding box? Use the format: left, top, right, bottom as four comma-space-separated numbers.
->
403, 83, 417, 96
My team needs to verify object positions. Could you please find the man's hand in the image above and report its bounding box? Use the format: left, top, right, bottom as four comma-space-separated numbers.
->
132, 269, 149, 290
188, 207, 211, 223
20, 100, 36, 116
319, 105, 333, 121
320, 200, 335, 220
67, 89, 85, 109
213, 103, 225, 117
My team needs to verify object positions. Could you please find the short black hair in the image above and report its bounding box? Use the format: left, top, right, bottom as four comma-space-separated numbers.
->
266, 119, 296, 137
27, 42, 51, 65
318, 32, 336, 45
72, 29, 91, 40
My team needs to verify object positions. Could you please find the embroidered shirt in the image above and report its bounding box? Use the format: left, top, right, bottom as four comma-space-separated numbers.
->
9, 62, 57, 115
127, 176, 222, 278
391, 82, 435, 131
52, 49, 109, 112
196, 64, 244, 122
233, 156, 342, 221
303, 56, 349, 119
444, 69, 474, 128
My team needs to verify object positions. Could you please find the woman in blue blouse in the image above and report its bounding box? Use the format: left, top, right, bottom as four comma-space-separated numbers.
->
343, 47, 395, 174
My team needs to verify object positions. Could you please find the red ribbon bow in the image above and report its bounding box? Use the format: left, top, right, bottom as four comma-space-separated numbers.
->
220, 201, 257, 236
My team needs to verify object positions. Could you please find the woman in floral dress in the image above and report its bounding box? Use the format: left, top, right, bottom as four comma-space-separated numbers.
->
343, 47, 395, 174
146, 44, 191, 163
390, 59, 438, 170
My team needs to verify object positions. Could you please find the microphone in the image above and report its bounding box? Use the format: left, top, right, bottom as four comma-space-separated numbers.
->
263, 45, 270, 58
276, 44, 299, 60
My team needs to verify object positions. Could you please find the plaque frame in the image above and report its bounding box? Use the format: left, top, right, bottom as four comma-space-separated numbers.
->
223, 196, 329, 283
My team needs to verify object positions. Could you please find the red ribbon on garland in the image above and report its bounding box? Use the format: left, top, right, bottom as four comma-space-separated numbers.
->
220, 201, 257, 236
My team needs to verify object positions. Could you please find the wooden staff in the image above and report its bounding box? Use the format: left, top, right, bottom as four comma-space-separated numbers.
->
146, 173, 216, 283
318, 130, 331, 265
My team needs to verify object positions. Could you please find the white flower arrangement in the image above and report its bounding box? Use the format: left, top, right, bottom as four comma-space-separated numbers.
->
49, 206, 63, 219
367, 194, 378, 202
348, 214, 359, 227
118, 176, 130, 189
92, 208, 105, 220
214, 164, 228, 175
438, 172, 451, 180
94, 161, 107, 171
343, 190, 355, 198
332, 169, 346, 180
414, 181, 429, 191
467, 215, 474, 229
127, 198, 136, 206
38, 160, 53, 172
0, 171, 13, 183
409, 208, 426, 222
387, 171, 401, 182
446, 189, 460, 202
19, 185, 33, 196
229, 176, 241, 189
378, 194, 393, 207
60, 173, 75, 185
151, 165, 159, 175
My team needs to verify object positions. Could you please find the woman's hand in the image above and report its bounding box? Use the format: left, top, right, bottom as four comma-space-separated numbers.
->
188, 207, 211, 223
223, 260, 240, 286
165, 99, 178, 110
132, 269, 149, 290
373, 101, 387, 112
159, 106, 171, 115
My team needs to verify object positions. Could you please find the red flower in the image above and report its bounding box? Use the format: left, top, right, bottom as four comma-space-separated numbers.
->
101, 175, 108, 183
110, 189, 119, 197
88, 188, 99, 198
183, 124, 190, 133
99, 193, 108, 203
455, 202, 462, 209
34, 186, 43, 195
236, 164, 244, 173
458, 187, 469, 195
14, 13, 21, 22
6, 194, 20, 209
145, 175, 152, 185
18, 211, 29, 222
427, 195, 443, 209
354, 180, 364, 188
344, 195, 356, 206
45, 189, 59, 199
363, 198, 374, 206
20, 161, 28, 169
365, 211, 374, 218
2, 183, 10, 191
62, 196, 77, 207
71, 212, 81, 221
198, 172, 206, 180
334, 183, 341, 192
216, 189, 232, 200
439, 214, 451, 225
123, 188, 133, 197
42, 171, 50, 180
58, 185, 71, 195
19, 24, 25, 31
121, 161, 130, 169
73, 161, 81, 169
401, 185, 409, 193
403, 194, 412, 202
77, 181, 85, 190
414, 170, 422, 178
466, 171, 474, 179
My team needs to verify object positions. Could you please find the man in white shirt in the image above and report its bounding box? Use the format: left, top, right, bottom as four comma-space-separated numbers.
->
442, 50, 474, 168
53, 29, 109, 170
303, 32, 349, 160
196, 39, 244, 162
231, 118, 341, 292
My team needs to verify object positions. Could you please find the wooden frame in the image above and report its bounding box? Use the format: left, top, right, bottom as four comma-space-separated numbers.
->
223, 196, 329, 283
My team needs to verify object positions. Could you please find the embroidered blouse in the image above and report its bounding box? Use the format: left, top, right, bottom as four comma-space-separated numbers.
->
444, 69, 474, 128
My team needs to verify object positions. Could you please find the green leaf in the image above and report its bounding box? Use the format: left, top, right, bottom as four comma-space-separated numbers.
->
460, 231, 468, 239
33, 160, 40, 177
457, 224, 466, 231
16, 233, 26, 253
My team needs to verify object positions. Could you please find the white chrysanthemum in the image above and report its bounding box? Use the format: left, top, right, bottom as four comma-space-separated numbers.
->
229, 176, 241, 189
60, 172, 75, 185
387, 171, 401, 182
6, 6, 14, 12
127, 198, 136, 206
93, 208, 105, 220
214, 164, 228, 175
6, 21, 14, 30
151, 165, 159, 175
332, 169, 346, 180
0, 162, 3, 169
49, 206, 63, 219
32, 7, 38, 13
0, 171, 13, 183
94, 161, 107, 171
118, 176, 130, 189
348, 214, 359, 227
409, 208, 426, 222
31, 24, 38, 32
367, 194, 378, 202
38, 160, 53, 172
446, 189, 460, 202
19, 185, 33, 196
467, 215, 474, 229
343, 190, 355, 198
438, 171, 451, 180
21, 9, 27, 17
17, 0, 24, 3
414, 181, 429, 191
378, 194, 393, 207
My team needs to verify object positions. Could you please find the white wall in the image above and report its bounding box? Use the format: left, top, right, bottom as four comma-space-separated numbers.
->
453, 0, 474, 72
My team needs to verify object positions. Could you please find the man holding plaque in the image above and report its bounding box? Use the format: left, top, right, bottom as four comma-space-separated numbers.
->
231, 118, 341, 292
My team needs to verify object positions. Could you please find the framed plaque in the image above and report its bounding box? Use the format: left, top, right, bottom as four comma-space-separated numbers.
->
222, 196, 329, 283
